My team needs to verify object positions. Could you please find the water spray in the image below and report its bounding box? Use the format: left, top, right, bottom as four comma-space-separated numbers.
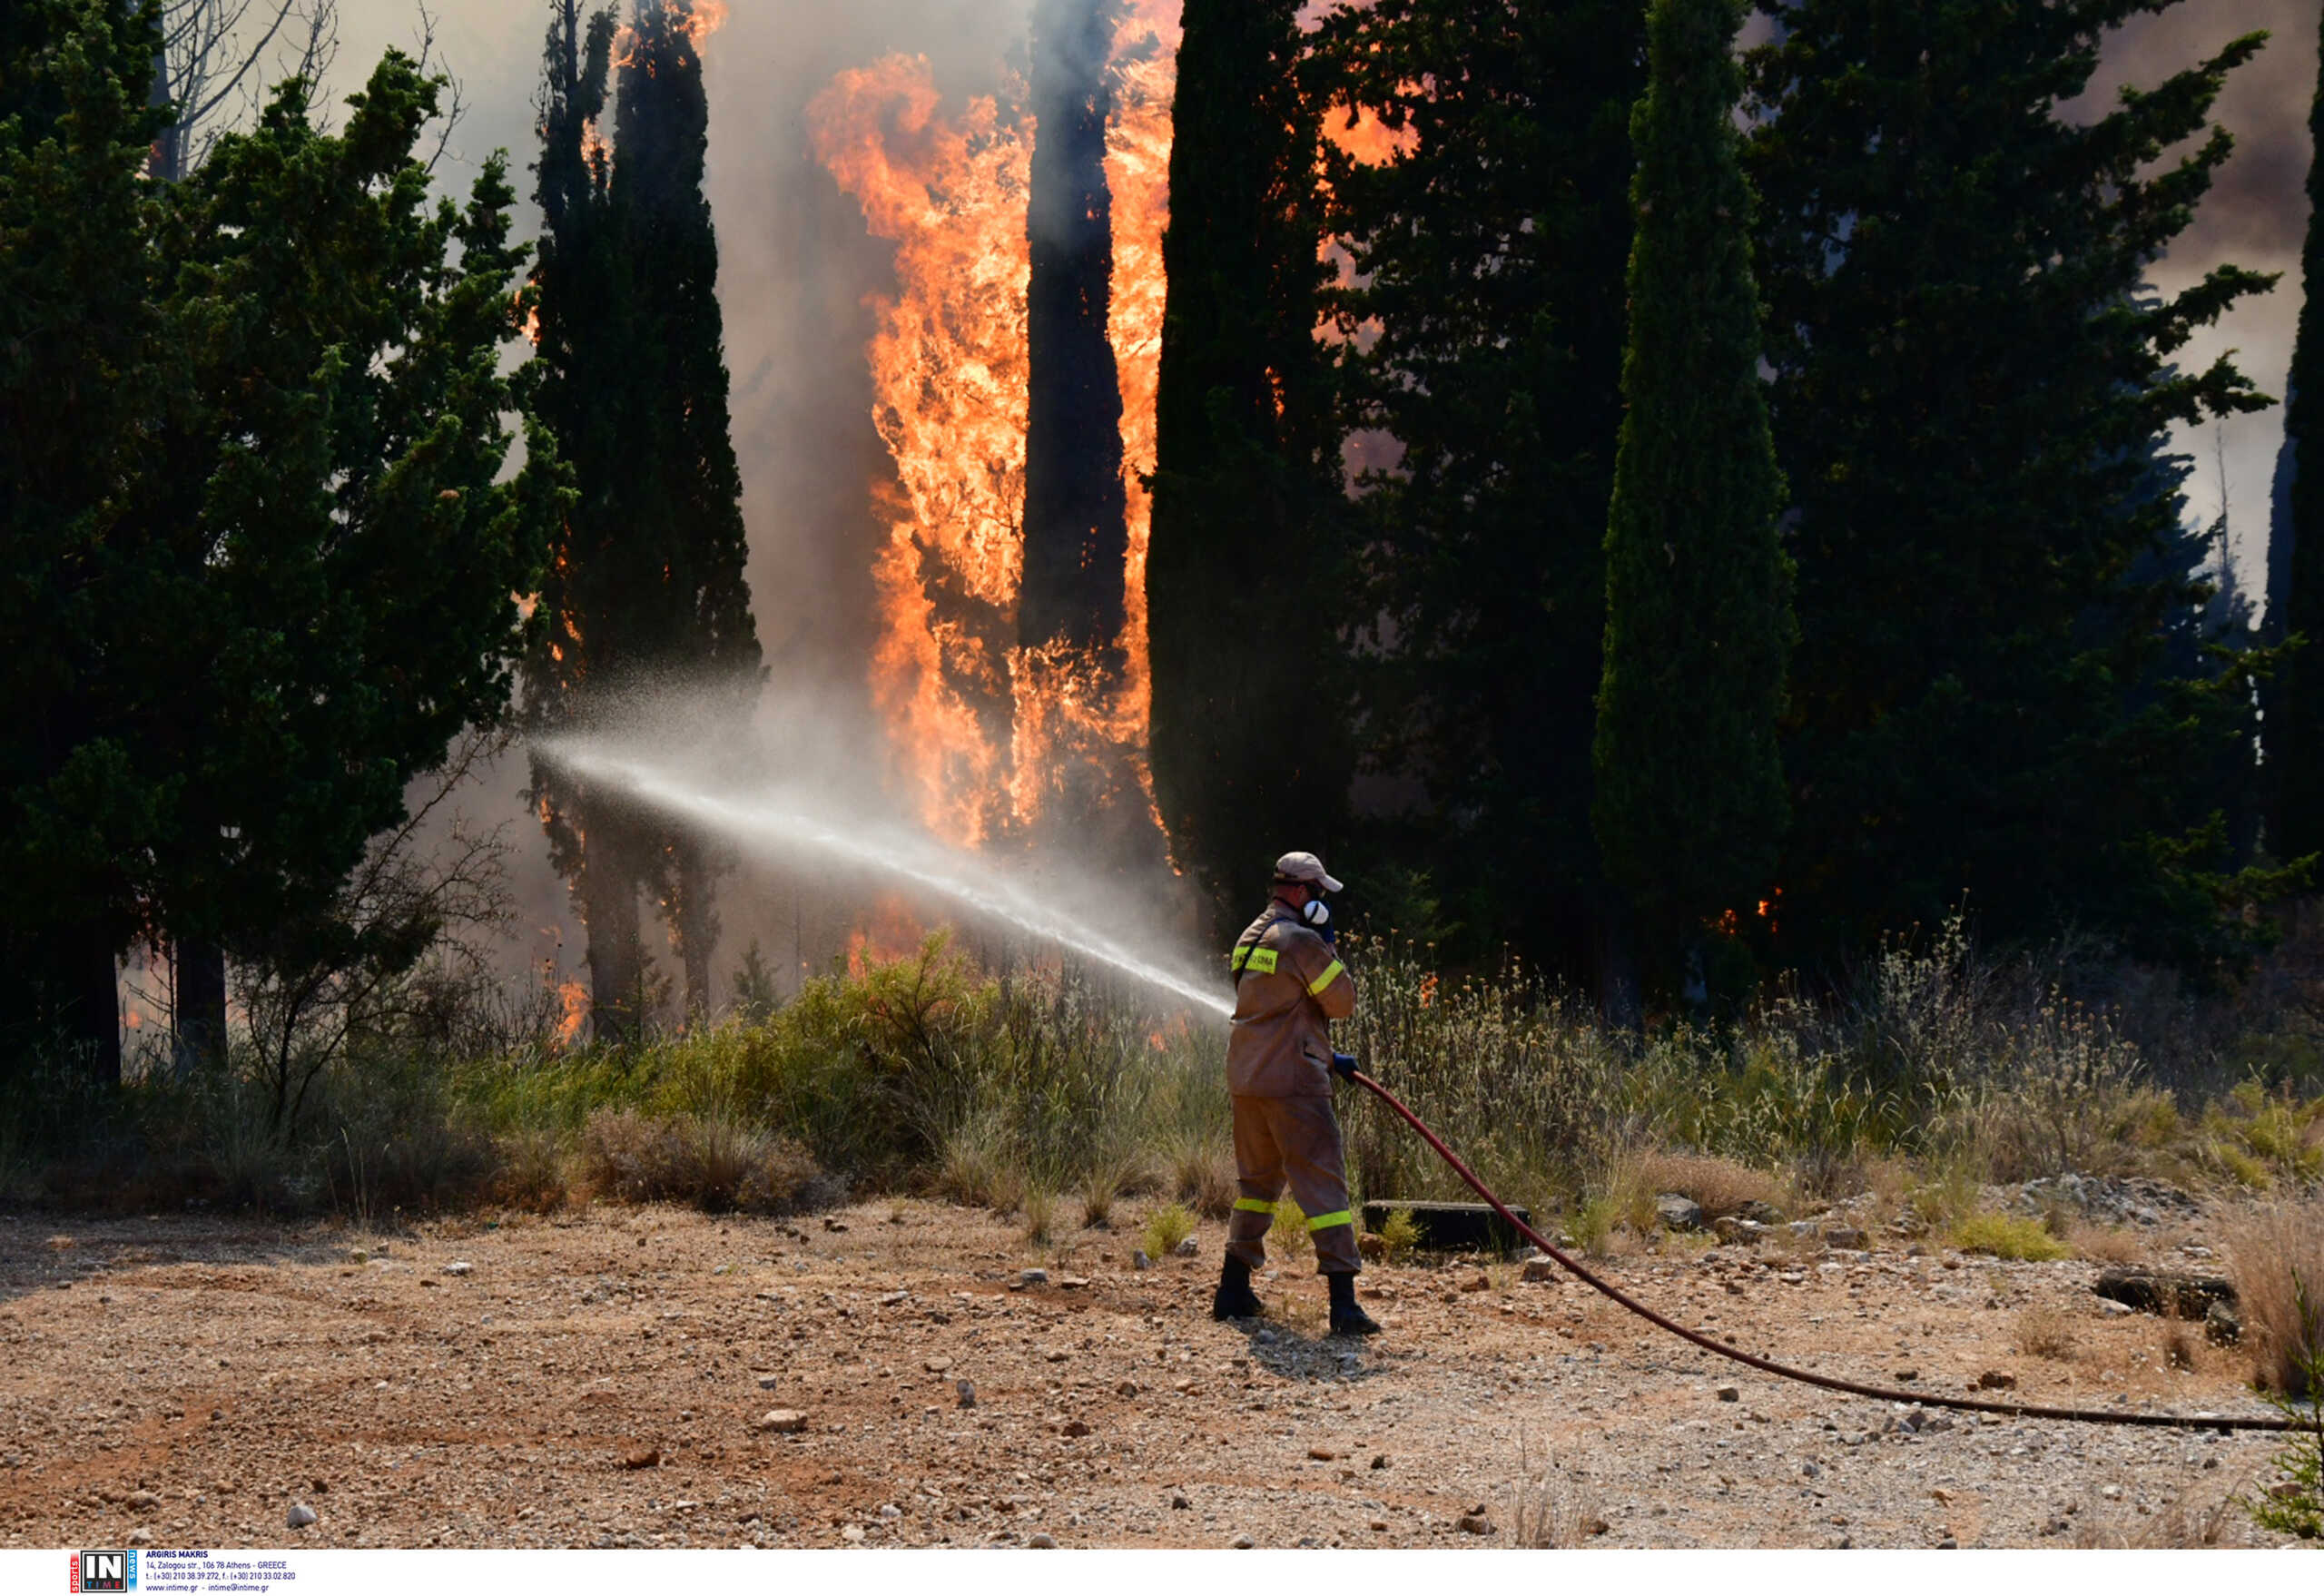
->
537, 741, 1233, 1018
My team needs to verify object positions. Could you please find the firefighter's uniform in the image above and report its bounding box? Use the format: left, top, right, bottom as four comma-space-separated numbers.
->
1224, 898, 1360, 1276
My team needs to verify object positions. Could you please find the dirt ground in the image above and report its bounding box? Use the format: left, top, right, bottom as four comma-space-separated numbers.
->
0, 1198, 2305, 1549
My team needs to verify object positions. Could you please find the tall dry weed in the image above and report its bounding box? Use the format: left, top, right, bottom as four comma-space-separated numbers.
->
2223, 1198, 2324, 1396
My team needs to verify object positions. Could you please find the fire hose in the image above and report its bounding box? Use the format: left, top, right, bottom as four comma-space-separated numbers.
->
1347, 1068, 2313, 1434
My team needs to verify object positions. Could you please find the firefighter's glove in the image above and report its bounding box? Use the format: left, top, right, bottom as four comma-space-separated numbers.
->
1331, 1052, 1360, 1082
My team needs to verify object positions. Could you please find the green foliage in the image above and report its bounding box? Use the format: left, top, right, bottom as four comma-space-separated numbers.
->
2270, 24, 2324, 868
1142, 1201, 1196, 1258
1374, 1205, 1421, 1263
1315, 0, 1645, 972
0, 4, 557, 1080
1147, 0, 1348, 937
460, 933, 1228, 1195
1593, 0, 1791, 977
730, 941, 781, 1025
1745, 0, 2283, 969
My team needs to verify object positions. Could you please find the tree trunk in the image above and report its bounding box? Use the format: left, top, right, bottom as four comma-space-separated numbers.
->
667, 833, 719, 1028
68, 923, 123, 1088
1020, 0, 1128, 660
173, 938, 228, 1072
582, 834, 645, 1043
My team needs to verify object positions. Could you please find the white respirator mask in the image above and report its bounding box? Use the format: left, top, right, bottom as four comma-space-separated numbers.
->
1302, 898, 1331, 929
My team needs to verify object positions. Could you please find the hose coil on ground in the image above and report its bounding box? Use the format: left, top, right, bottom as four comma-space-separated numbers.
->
1349, 1069, 2311, 1434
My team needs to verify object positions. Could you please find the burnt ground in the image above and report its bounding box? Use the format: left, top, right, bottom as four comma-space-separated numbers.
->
0, 1201, 2304, 1549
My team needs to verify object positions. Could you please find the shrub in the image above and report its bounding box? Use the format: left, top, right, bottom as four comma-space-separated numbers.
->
2223, 1199, 2324, 1396
2014, 1305, 2077, 1360
1171, 1138, 1237, 1220
1628, 1149, 1787, 1220
1142, 1202, 1195, 1258
1374, 1206, 1421, 1264
1953, 1210, 2071, 1261
1269, 1197, 1314, 1258
576, 1108, 824, 1215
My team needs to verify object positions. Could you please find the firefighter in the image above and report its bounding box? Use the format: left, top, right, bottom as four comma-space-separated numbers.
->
1214, 851, 1381, 1337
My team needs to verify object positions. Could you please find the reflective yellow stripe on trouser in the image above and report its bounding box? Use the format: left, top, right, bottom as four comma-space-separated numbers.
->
1305, 959, 1344, 997
1234, 1197, 1275, 1214
1305, 1209, 1352, 1231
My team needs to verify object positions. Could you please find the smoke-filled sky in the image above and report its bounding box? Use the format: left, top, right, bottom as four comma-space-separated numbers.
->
276, 0, 2315, 1005
320, 0, 2312, 616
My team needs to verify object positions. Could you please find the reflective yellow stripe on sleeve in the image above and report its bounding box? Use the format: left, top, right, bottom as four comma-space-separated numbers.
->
1234, 1197, 1275, 1214
1305, 1209, 1353, 1231
1305, 959, 1344, 997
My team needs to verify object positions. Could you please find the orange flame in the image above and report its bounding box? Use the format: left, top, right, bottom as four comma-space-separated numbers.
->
1323, 100, 1417, 167
812, 4, 1180, 848
555, 980, 589, 1045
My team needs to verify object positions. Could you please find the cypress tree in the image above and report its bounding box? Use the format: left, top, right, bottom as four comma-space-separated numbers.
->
1147, 0, 1344, 932
2270, 21, 2324, 865
1021, 0, 1128, 662
1747, 0, 2282, 965
1313, 0, 1645, 973
1592, 0, 1791, 990
525, 0, 762, 1033
0, 0, 170, 1079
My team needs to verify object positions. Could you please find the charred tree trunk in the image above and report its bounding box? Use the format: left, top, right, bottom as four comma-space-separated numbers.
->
1019, 0, 1128, 663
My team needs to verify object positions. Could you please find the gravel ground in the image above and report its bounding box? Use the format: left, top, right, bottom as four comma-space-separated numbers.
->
0, 1201, 2303, 1549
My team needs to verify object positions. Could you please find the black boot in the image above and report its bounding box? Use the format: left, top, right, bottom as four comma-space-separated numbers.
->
1212, 1256, 1264, 1321
1327, 1272, 1381, 1336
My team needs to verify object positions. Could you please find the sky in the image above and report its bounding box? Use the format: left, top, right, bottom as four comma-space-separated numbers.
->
310, 0, 2318, 618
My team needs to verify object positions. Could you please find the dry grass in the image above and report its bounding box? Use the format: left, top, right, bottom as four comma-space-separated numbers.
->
1372, 1206, 1421, 1263
1629, 1149, 1789, 1219
576, 1108, 823, 1214
2222, 1197, 2324, 1395
2068, 1221, 2143, 1266
2162, 1323, 2199, 1372
1509, 1436, 1605, 1547
1019, 1188, 1059, 1245
1269, 1197, 1315, 1259
2014, 1304, 2079, 1360
1172, 1140, 1238, 1220
489, 1128, 573, 1213
2069, 1482, 2244, 1547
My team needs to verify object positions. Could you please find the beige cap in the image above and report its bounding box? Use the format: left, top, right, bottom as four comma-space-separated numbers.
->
1273, 851, 1344, 893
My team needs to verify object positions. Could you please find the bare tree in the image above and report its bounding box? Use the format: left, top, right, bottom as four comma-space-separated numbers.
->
145, 0, 341, 182
231, 729, 526, 1140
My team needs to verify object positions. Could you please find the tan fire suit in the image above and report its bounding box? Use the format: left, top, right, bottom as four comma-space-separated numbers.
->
1223, 899, 1360, 1276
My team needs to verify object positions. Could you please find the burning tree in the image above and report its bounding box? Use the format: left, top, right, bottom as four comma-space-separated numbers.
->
810, 5, 1175, 865
524, 0, 763, 1039
1021, 0, 1129, 668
